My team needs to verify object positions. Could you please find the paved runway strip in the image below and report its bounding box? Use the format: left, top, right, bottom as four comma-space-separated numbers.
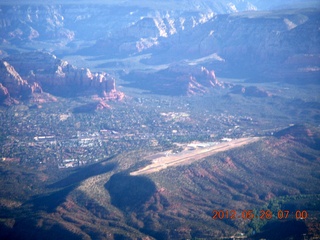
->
131, 137, 261, 175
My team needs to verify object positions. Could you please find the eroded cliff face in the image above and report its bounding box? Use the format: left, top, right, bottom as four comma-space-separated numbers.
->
0, 4, 215, 47
0, 52, 124, 105
0, 61, 31, 97
0, 2, 318, 58
0, 2, 263, 55
145, 8, 320, 82
0, 83, 9, 101
6, 52, 122, 97
0, 5, 74, 43
76, 9, 218, 56
0, 60, 46, 105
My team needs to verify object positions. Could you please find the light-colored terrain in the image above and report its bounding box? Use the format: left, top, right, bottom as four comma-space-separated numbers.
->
131, 137, 261, 175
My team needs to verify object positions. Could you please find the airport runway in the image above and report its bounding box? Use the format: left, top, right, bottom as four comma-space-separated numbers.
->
130, 137, 261, 175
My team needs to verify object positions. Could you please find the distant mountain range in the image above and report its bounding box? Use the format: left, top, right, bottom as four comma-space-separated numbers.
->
138, 8, 320, 83
0, 0, 318, 47
1, 0, 319, 11
0, 2, 319, 96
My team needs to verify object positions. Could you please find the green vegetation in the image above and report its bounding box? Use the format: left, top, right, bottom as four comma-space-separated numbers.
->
249, 194, 320, 236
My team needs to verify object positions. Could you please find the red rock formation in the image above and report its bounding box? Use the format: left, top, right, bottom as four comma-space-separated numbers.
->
0, 83, 9, 100
0, 52, 125, 105
5, 52, 124, 101
125, 64, 225, 96
96, 101, 111, 110
184, 76, 207, 95
0, 60, 45, 105
30, 82, 43, 94
0, 61, 32, 98
198, 66, 221, 87
173, 65, 225, 95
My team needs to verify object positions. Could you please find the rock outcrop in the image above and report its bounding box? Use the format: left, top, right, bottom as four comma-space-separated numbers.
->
0, 60, 46, 105
123, 65, 225, 96
0, 51, 124, 105
0, 61, 33, 98
5, 52, 124, 101
0, 83, 9, 101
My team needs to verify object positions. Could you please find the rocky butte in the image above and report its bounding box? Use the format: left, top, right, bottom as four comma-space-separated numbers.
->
0, 60, 44, 105
123, 64, 226, 96
1, 51, 124, 105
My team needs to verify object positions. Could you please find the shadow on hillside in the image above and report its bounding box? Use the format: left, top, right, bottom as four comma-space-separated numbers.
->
27, 161, 116, 213
105, 173, 156, 212
0, 217, 81, 240
48, 158, 116, 189
27, 185, 76, 213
